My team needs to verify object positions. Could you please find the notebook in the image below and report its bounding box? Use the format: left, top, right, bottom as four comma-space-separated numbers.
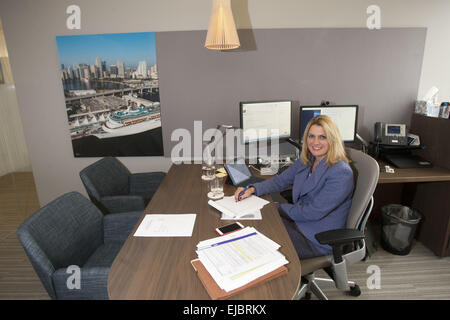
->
208, 195, 269, 220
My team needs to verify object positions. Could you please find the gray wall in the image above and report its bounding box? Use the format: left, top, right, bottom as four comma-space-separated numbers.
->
0, 0, 428, 206
157, 28, 426, 155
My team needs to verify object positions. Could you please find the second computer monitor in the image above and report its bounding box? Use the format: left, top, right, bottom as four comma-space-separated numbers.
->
240, 100, 292, 143
300, 105, 358, 142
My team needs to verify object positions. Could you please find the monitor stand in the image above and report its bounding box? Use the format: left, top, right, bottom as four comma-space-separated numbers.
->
356, 133, 369, 153
287, 138, 301, 150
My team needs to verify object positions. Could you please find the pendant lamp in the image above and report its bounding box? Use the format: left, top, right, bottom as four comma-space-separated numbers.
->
205, 0, 240, 50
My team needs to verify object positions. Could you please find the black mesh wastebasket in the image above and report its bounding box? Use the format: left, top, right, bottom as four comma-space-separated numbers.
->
381, 204, 422, 255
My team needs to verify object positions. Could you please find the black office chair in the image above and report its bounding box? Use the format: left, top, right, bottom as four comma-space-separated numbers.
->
295, 148, 379, 299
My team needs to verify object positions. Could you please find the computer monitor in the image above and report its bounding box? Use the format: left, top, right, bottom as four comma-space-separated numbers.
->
240, 100, 291, 143
299, 105, 358, 142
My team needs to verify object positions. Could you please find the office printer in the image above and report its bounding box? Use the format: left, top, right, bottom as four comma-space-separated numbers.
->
370, 122, 432, 169
376, 145, 432, 169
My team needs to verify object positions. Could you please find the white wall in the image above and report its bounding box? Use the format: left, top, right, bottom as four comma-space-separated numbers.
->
0, 0, 449, 205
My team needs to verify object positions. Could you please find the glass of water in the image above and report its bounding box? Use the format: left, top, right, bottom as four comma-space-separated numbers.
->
208, 174, 225, 199
202, 155, 215, 181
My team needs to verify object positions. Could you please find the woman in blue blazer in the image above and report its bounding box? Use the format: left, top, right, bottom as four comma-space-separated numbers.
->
234, 115, 354, 258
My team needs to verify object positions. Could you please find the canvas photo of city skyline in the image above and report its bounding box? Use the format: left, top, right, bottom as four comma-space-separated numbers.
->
55, 32, 163, 157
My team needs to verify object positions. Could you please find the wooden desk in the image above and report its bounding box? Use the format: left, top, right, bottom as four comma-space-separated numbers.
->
378, 162, 450, 184
108, 164, 301, 299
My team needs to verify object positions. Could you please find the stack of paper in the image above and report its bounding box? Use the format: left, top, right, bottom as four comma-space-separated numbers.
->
194, 227, 289, 293
208, 195, 269, 220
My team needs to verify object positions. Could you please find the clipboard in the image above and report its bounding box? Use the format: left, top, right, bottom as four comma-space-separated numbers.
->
191, 259, 288, 300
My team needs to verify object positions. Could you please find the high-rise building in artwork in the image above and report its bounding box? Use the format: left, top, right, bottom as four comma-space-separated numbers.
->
67, 66, 74, 79
110, 65, 118, 78
117, 61, 125, 78
83, 67, 90, 79
73, 65, 80, 79
95, 57, 102, 78
125, 67, 132, 78
150, 64, 158, 79
137, 61, 147, 78
90, 65, 98, 79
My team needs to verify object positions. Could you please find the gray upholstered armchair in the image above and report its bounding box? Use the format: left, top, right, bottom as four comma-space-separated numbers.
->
79, 157, 166, 214
17, 192, 141, 300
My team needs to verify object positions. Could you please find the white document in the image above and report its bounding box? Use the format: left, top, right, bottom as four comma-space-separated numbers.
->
196, 227, 288, 292
208, 195, 269, 219
197, 227, 280, 251
199, 249, 288, 292
134, 214, 196, 237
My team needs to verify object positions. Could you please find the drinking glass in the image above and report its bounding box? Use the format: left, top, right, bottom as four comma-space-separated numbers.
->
201, 156, 215, 181
208, 175, 225, 199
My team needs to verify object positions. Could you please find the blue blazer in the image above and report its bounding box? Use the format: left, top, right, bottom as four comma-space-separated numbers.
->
253, 157, 354, 255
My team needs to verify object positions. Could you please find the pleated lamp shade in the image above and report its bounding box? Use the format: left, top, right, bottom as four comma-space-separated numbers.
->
205, 0, 240, 50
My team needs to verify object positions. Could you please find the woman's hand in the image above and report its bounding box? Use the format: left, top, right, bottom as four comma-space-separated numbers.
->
234, 186, 255, 202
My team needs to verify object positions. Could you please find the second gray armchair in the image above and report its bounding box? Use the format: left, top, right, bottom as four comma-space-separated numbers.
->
80, 157, 165, 214
17, 191, 141, 299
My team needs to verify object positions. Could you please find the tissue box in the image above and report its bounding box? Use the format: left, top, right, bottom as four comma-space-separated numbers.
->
414, 100, 427, 115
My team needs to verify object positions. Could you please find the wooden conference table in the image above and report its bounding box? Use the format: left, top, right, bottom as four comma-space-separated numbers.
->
108, 164, 302, 299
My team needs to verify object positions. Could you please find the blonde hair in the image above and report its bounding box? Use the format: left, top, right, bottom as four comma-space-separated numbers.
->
300, 115, 350, 166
